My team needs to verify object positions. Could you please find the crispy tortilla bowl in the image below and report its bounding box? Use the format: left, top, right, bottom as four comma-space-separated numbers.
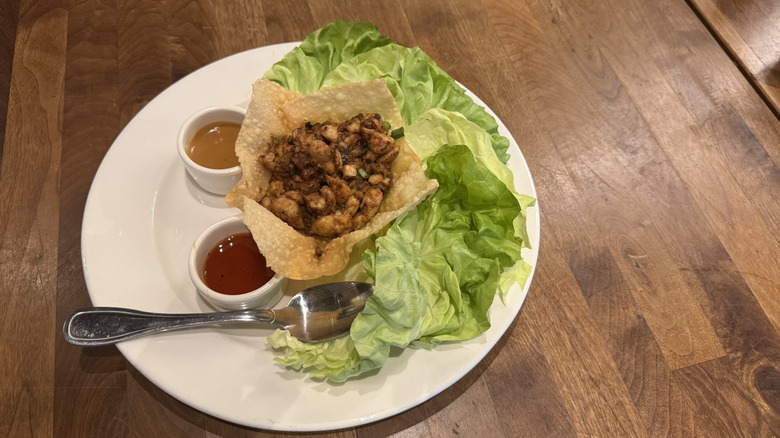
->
226, 79, 439, 280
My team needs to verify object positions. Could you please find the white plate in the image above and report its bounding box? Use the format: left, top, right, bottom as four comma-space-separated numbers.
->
81, 42, 540, 431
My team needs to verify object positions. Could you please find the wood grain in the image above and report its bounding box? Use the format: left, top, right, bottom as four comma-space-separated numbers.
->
1, 2, 67, 438
491, 0, 725, 371
0, 0, 19, 162
688, 0, 780, 115
2, 0, 780, 436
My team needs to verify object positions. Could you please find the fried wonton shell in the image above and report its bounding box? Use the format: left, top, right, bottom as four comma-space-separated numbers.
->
226, 79, 438, 280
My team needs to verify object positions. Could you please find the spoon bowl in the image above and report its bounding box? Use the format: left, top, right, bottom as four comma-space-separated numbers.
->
63, 281, 374, 346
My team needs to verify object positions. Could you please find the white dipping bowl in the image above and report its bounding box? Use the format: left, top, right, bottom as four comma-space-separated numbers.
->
189, 215, 287, 310
177, 106, 245, 196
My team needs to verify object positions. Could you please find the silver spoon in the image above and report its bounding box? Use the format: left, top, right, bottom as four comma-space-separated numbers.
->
63, 281, 374, 346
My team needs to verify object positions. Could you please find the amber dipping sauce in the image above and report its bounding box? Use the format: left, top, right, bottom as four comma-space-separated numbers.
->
202, 232, 275, 295
187, 121, 241, 169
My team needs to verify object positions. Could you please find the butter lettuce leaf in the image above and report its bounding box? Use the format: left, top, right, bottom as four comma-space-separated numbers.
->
405, 108, 535, 246
266, 329, 365, 382
263, 21, 393, 94
264, 20, 510, 163
266, 145, 528, 381
353, 144, 526, 365
263, 21, 535, 381
321, 45, 509, 163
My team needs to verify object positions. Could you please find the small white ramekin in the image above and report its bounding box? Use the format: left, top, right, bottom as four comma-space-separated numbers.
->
189, 215, 287, 310
177, 106, 245, 196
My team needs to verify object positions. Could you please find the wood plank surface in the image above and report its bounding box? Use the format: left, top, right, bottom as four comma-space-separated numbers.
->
688, 0, 780, 115
1, 0, 780, 436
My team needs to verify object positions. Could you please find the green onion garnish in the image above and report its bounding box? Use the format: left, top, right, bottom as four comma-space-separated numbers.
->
358, 168, 369, 179
391, 127, 404, 139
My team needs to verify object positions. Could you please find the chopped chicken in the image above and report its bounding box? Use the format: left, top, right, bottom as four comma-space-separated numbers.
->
258, 113, 399, 237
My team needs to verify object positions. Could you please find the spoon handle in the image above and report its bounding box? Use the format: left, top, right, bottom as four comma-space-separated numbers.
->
63, 307, 276, 346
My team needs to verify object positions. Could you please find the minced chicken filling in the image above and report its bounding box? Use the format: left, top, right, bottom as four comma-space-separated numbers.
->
258, 113, 399, 237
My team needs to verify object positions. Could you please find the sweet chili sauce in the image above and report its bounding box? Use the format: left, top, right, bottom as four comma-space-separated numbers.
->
202, 233, 275, 295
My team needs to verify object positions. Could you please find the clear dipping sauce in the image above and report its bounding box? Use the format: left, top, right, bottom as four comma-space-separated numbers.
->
187, 121, 241, 169
202, 232, 275, 295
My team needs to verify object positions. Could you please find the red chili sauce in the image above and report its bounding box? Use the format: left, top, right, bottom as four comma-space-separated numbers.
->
202, 232, 275, 295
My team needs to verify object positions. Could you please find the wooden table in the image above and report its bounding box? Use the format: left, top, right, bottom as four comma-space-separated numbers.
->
3, 0, 780, 436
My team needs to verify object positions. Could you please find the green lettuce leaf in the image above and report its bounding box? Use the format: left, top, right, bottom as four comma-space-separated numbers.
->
353, 144, 526, 362
264, 20, 510, 163
405, 108, 535, 246
321, 45, 509, 163
263, 21, 394, 94
266, 145, 528, 380
263, 21, 535, 381
266, 329, 366, 382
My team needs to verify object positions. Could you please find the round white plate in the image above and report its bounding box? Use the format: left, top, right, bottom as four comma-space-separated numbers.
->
81, 42, 540, 431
